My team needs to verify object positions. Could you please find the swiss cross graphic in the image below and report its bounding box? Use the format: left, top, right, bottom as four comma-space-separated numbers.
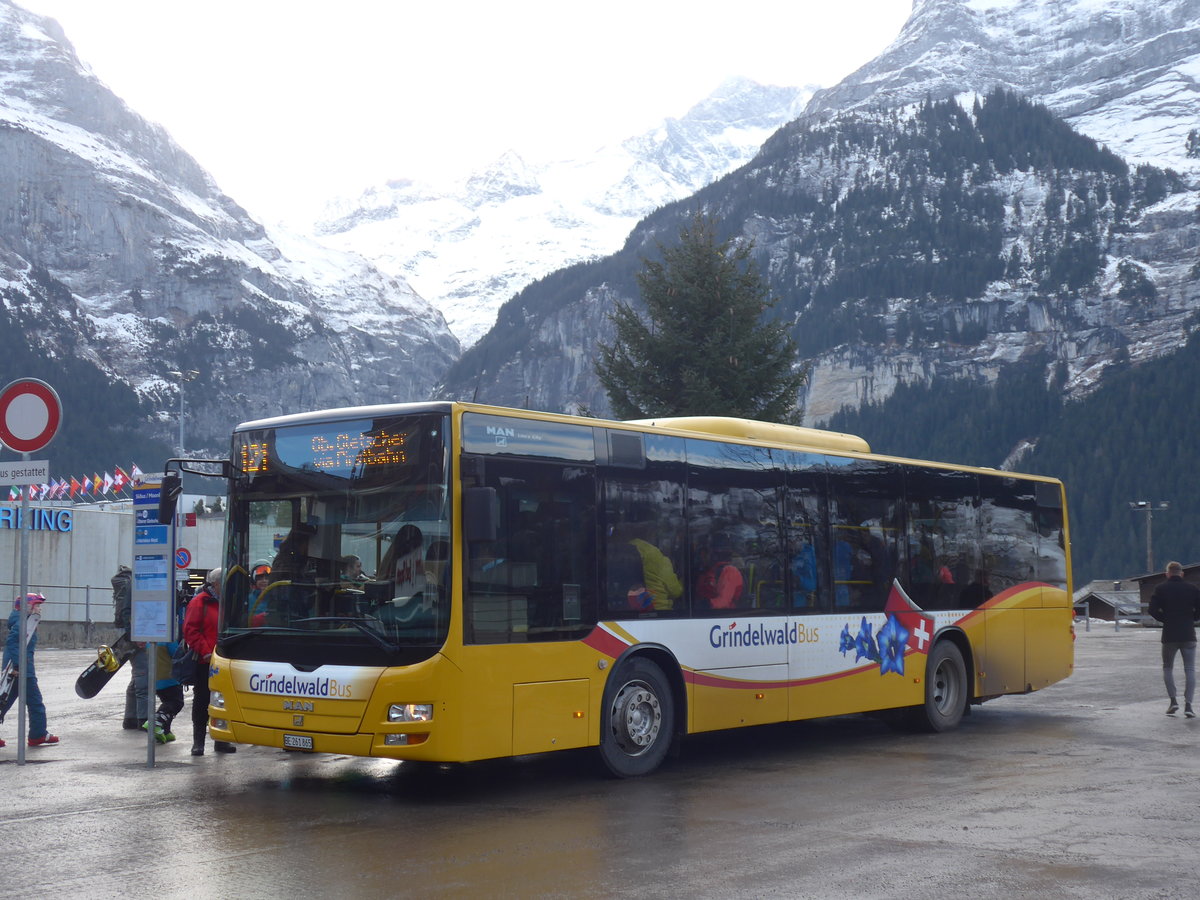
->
910, 616, 932, 651
883, 580, 936, 655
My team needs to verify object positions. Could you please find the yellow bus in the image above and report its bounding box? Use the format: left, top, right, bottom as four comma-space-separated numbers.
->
188, 401, 1073, 777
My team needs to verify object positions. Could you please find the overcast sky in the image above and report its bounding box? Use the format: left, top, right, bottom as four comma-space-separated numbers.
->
18, 0, 913, 224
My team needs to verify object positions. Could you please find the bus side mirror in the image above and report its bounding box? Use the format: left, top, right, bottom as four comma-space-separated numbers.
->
463, 487, 498, 543
158, 471, 183, 525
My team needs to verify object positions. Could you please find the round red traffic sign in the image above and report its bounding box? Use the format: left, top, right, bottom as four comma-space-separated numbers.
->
0, 379, 62, 453
175, 548, 192, 569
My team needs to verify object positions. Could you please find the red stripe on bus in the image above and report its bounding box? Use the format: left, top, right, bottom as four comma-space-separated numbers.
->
583, 626, 630, 659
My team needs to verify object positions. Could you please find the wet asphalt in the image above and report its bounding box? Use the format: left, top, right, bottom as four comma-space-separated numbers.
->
0, 624, 1194, 899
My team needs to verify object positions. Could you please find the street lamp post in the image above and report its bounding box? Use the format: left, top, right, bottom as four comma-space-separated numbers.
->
1129, 500, 1170, 573
168, 369, 199, 456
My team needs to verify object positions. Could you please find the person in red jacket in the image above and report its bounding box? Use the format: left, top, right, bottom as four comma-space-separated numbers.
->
183, 568, 236, 756
696, 535, 745, 610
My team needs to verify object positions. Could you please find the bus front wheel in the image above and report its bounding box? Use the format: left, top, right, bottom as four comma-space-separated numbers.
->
599, 658, 674, 778
918, 640, 968, 732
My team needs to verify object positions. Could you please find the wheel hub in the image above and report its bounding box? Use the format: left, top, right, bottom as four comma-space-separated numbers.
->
613, 682, 661, 754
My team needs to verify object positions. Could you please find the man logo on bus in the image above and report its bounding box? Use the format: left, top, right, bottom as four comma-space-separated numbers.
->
486, 424, 515, 447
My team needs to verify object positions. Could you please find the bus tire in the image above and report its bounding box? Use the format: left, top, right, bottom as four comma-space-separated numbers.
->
598, 657, 674, 778
918, 640, 968, 732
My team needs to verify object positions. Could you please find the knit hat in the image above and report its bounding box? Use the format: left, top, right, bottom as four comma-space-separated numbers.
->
14, 592, 46, 610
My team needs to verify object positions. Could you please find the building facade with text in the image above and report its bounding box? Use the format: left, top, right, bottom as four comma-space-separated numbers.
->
0, 501, 224, 628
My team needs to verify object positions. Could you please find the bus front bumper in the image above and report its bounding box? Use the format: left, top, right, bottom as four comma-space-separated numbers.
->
208, 719, 439, 760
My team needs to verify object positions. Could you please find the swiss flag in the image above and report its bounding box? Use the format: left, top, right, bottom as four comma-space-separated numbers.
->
113, 466, 130, 492
884, 580, 936, 655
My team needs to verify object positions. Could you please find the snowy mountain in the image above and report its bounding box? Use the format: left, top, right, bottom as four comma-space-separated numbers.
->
438, 0, 1200, 428
312, 78, 813, 346
808, 0, 1200, 175
0, 0, 459, 456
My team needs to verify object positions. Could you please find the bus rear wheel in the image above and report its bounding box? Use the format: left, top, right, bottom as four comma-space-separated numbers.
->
599, 658, 674, 778
917, 640, 968, 732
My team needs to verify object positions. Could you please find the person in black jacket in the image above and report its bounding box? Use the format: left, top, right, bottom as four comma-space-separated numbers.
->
1147, 561, 1200, 717
111, 564, 147, 731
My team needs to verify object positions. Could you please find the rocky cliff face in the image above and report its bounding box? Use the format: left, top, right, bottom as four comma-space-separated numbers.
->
0, 1, 459, 452
438, 0, 1200, 435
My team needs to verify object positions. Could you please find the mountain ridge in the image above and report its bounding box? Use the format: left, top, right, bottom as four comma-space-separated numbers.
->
0, 0, 460, 455
312, 76, 814, 346
436, 0, 1200, 427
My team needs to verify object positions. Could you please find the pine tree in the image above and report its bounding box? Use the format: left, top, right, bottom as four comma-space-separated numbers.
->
595, 214, 808, 423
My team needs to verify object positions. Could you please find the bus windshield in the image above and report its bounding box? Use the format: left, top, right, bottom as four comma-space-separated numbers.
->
219, 411, 450, 665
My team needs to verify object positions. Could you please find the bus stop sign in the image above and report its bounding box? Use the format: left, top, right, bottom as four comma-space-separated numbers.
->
0, 379, 62, 453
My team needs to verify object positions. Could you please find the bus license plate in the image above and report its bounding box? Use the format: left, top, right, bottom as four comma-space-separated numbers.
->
283, 734, 313, 750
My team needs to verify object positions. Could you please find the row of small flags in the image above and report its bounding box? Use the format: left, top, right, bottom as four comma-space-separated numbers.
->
6, 464, 144, 502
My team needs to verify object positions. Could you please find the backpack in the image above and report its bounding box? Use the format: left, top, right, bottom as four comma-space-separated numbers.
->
607, 541, 645, 610
698, 562, 744, 606
697, 563, 727, 601
111, 567, 132, 631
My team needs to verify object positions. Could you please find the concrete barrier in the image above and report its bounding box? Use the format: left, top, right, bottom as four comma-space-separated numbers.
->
0, 620, 125, 650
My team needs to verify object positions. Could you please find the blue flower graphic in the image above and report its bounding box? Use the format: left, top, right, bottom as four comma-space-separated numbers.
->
877, 614, 910, 676
839, 623, 854, 655
854, 616, 879, 664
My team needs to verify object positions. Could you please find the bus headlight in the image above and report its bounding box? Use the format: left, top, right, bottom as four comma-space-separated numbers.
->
388, 703, 433, 723
211, 691, 226, 710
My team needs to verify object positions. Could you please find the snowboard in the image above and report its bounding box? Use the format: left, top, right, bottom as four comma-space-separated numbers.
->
74, 633, 138, 699
0, 612, 41, 722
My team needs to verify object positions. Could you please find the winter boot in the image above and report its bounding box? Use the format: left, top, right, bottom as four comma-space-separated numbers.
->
191, 729, 205, 756
213, 741, 237, 753
122, 717, 140, 730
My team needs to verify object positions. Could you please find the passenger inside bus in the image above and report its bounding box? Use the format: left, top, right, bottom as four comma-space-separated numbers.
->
378, 522, 424, 590
339, 554, 371, 583
791, 540, 818, 608
271, 522, 316, 581
424, 540, 449, 602
695, 533, 745, 610
608, 518, 682, 612
248, 561, 271, 626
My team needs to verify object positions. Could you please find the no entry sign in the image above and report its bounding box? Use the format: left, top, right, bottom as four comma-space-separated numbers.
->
0, 379, 62, 454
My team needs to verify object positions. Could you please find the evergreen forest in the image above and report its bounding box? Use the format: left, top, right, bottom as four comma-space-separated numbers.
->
829, 336, 1200, 586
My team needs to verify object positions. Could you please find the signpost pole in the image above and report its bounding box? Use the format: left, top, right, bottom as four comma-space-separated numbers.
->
16, 452, 29, 766
0, 379, 62, 768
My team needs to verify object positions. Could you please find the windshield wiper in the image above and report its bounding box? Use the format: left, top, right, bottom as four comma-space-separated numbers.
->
219, 626, 320, 649
292, 616, 399, 653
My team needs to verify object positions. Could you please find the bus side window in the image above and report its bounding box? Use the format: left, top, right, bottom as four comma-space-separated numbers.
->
602, 434, 687, 617
784, 453, 828, 612
827, 460, 904, 613
979, 475, 1040, 595
464, 456, 597, 642
904, 467, 980, 611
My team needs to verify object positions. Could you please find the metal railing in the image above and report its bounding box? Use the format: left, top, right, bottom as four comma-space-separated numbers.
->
0, 581, 113, 629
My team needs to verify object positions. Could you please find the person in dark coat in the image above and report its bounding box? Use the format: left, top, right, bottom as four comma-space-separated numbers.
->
1148, 561, 1200, 717
112, 563, 147, 730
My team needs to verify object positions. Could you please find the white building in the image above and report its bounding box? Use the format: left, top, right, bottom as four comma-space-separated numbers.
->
0, 500, 224, 639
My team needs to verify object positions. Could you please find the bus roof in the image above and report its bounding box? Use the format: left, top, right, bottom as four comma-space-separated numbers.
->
233, 400, 1060, 486
235, 401, 455, 432
625, 416, 871, 454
